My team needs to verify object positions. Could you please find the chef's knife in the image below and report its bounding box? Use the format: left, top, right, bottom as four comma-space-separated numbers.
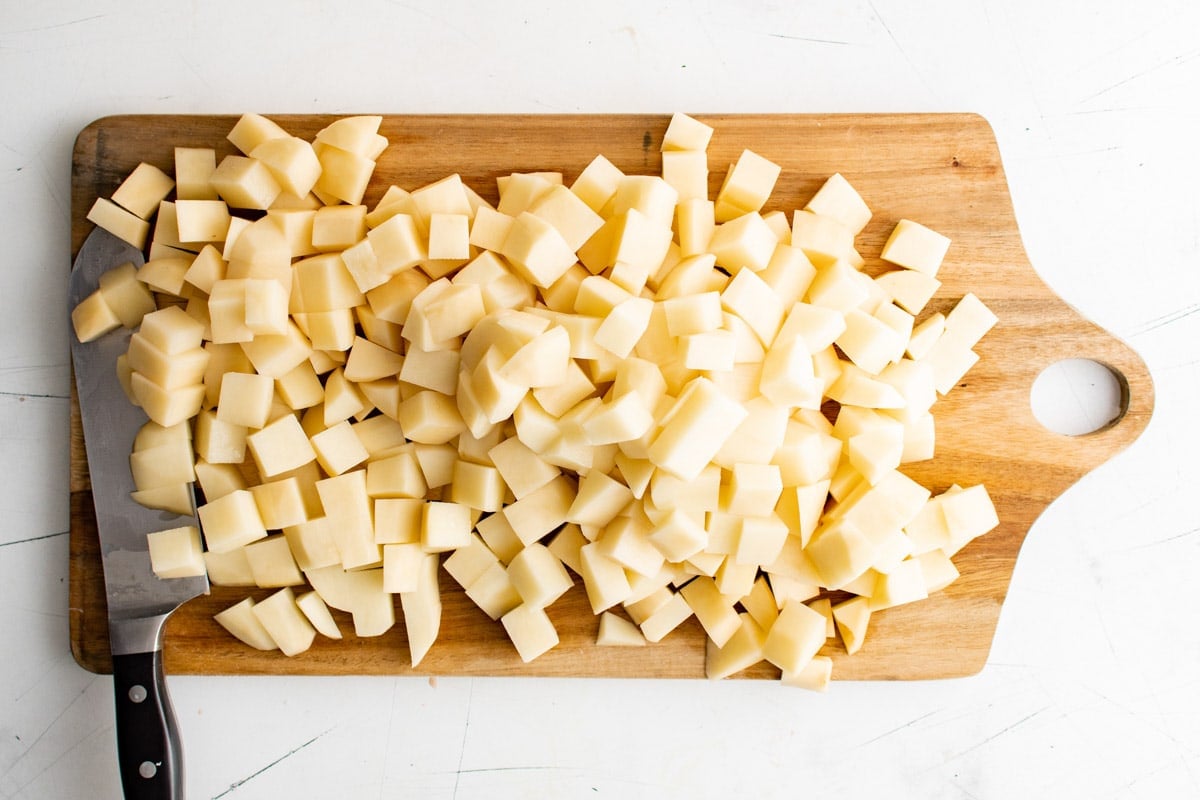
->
69, 227, 209, 800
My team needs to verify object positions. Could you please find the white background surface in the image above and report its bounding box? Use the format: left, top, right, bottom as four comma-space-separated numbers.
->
2, 2, 1198, 798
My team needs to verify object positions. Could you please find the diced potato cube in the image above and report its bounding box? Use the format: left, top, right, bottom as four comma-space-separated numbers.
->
174, 200, 231, 243
98, 260, 156, 328
382, 542, 426, 594
715, 150, 780, 221
500, 212, 578, 288
110, 162, 175, 220
247, 413, 317, 478
529, 184, 605, 251
507, 543, 573, 608
639, 591, 693, 642
216, 371, 274, 429
941, 292, 999, 351
832, 595, 872, 655
443, 533, 500, 589
501, 603, 559, 662
315, 143, 374, 205
214, 598, 278, 651
463, 561, 523, 620
597, 611, 647, 646
570, 154, 623, 212
708, 211, 777, 274
449, 460, 505, 512
661, 150, 708, 202
309, 420, 368, 475
139, 305, 206, 355
681, 330, 736, 372
880, 219, 951, 276
579, 542, 633, 613
250, 587, 316, 657
705, 612, 768, 679
315, 115, 387, 159
781, 654, 833, 691
203, 547, 256, 587
791, 211, 854, 269
487, 436, 561, 500
940, 484, 1000, 553
128, 376, 205, 428
250, 136, 321, 197
147, 525, 205, 579
194, 408, 246, 464
661, 113, 714, 151
71, 289, 121, 343
136, 256, 191, 298
679, 576, 740, 648
427, 212, 471, 260
421, 500, 473, 553
875, 269, 941, 315
906, 312, 945, 360
647, 378, 748, 481
762, 599, 827, 674
295, 591, 342, 639
175, 147, 218, 200
502, 475, 577, 546
805, 173, 871, 235
210, 155, 281, 210
315, 471, 381, 570
245, 535, 304, 588
197, 489, 268, 553
227, 113, 289, 154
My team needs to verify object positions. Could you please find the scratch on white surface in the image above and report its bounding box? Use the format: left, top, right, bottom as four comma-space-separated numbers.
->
2, 14, 107, 35
450, 680, 475, 799
1, 675, 97, 785
858, 709, 940, 746
768, 33, 854, 46
0, 390, 68, 400
944, 706, 1052, 763
1079, 46, 1200, 104
453, 765, 564, 776
1114, 525, 1200, 553
381, 1, 484, 49
8, 718, 110, 797
946, 779, 983, 800
866, 0, 932, 96
378, 678, 398, 800
210, 729, 332, 800
695, 15, 728, 70
0, 531, 66, 549
1130, 302, 1200, 335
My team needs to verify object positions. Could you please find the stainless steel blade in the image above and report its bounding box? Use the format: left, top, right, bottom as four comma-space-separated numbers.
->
69, 227, 208, 656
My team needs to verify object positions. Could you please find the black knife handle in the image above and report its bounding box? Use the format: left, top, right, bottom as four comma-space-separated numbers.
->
113, 650, 183, 800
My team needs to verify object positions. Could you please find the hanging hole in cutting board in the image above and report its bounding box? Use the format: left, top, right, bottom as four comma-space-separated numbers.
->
1030, 358, 1128, 436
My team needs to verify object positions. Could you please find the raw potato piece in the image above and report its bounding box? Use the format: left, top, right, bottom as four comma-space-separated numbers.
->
881, 219, 952, 276
87, 197, 151, 249
597, 611, 647, 646
400, 552, 442, 667
147, 526, 205, 579
251, 587, 316, 657
197, 489, 269, 553
501, 603, 559, 663
71, 289, 121, 343
296, 591, 343, 639
214, 598, 278, 651
112, 163, 175, 220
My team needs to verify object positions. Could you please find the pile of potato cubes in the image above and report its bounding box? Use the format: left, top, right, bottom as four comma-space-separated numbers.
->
72, 113, 999, 690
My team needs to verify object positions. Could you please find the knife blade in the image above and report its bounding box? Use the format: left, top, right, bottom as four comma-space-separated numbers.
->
69, 226, 209, 800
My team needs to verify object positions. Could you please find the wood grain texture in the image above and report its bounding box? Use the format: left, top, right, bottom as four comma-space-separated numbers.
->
69, 113, 1153, 680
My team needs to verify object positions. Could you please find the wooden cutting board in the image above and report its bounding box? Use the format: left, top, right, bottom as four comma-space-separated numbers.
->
69, 113, 1153, 680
